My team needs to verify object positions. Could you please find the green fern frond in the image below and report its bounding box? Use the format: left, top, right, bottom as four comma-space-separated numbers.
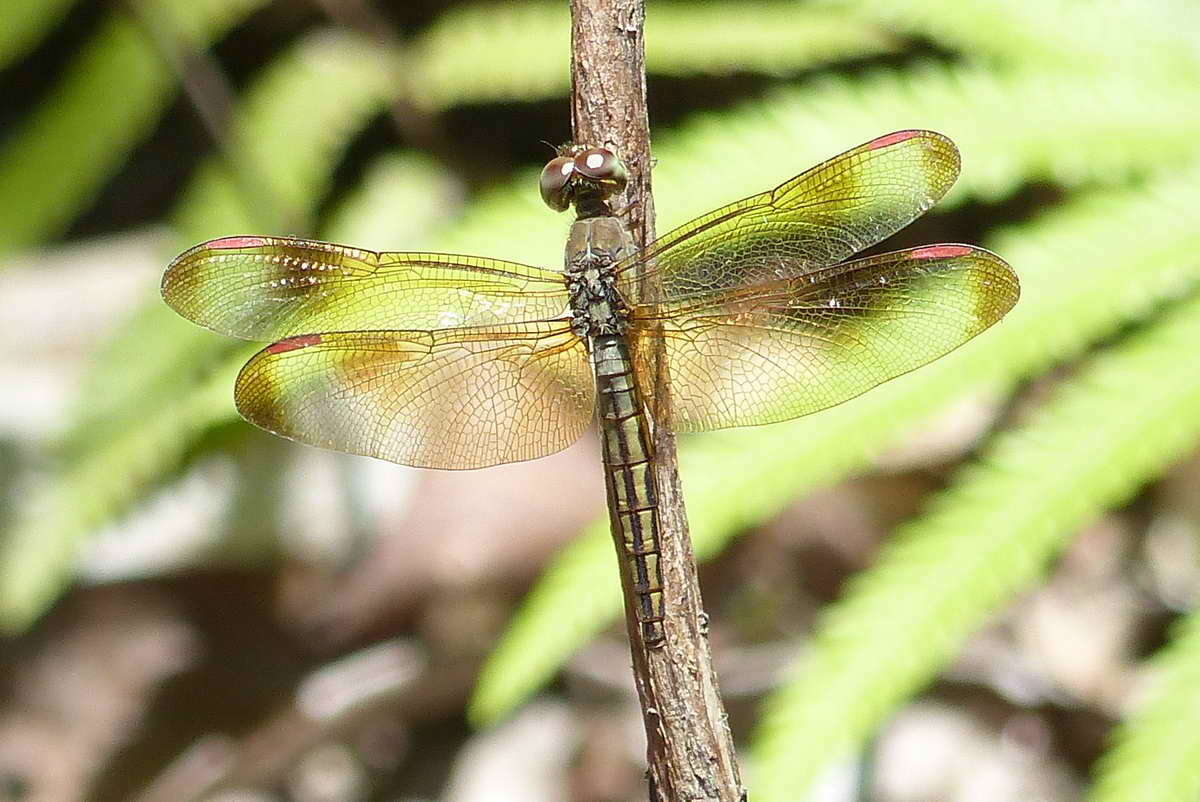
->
323, 153, 464, 245
0, 0, 77, 67
750, 291, 1200, 802
0, 0, 271, 257
819, 0, 1200, 76
409, 0, 895, 110
652, 62, 1199, 210
68, 30, 396, 452
63, 303, 235, 455
174, 30, 396, 240
470, 162, 1200, 724
1089, 611, 1200, 802
0, 350, 251, 632
646, 2, 896, 77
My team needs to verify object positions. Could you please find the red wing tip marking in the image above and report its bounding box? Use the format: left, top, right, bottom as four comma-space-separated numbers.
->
910, 244, 972, 260
866, 130, 921, 150
266, 334, 322, 354
208, 236, 268, 250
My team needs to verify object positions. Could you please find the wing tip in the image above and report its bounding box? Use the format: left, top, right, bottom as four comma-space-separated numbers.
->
161, 235, 268, 290
863, 129, 961, 202
905, 243, 1020, 319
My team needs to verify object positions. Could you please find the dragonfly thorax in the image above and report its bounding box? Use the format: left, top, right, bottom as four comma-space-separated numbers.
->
565, 216, 633, 339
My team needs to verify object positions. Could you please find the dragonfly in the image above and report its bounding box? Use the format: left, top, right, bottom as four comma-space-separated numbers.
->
162, 130, 1019, 644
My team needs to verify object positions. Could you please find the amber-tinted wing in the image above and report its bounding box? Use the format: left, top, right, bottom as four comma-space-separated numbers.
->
234, 323, 593, 468
162, 236, 570, 340
616, 130, 960, 301
629, 245, 1018, 431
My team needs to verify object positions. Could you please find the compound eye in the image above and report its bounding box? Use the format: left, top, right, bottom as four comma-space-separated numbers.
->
574, 147, 628, 193
539, 156, 575, 212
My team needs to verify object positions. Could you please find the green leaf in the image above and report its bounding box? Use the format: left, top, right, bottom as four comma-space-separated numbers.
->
408, 0, 895, 110
1089, 612, 1200, 802
0, 0, 78, 68
322, 152, 464, 246
0, 0, 271, 257
751, 289, 1200, 801
818, 0, 1200, 75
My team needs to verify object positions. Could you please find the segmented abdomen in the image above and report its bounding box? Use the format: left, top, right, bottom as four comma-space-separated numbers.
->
593, 334, 664, 645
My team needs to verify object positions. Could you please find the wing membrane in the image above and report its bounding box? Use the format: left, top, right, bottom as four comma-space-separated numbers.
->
629, 245, 1018, 431
235, 323, 593, 468
617, 130, 960, 301
163, 236, 570, 340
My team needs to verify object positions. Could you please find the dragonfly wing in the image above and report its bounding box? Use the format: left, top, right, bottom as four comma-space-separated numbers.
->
617, 130, 960, 300
630, 245, 1018, 431
163, 236, 570, 340
235, 323, 594, 468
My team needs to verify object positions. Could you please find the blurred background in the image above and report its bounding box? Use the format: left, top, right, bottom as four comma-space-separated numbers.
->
2, 0, 1199, 800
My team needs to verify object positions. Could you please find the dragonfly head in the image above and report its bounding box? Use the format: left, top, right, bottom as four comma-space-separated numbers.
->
539, 146, 628, 215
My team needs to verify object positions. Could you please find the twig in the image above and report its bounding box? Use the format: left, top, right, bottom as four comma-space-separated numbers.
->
568, 2, 744, 799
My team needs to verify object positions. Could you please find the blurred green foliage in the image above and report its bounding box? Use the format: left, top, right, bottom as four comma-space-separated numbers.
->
1, 1, 1199, 800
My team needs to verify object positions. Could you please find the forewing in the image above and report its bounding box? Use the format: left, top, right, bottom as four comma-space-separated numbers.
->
630, 245, 1018, 431
163, 236, 570, 340
618, 131, 960, 300
235, 323, 594, 468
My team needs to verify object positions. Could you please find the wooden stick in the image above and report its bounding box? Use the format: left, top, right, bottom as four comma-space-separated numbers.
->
568, 2, 745, 799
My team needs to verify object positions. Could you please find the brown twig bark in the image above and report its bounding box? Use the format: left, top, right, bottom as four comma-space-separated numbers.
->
568, 2, 744, 800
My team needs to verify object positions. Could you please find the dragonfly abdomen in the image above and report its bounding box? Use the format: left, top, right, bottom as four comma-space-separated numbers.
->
593, 334, 665, 646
